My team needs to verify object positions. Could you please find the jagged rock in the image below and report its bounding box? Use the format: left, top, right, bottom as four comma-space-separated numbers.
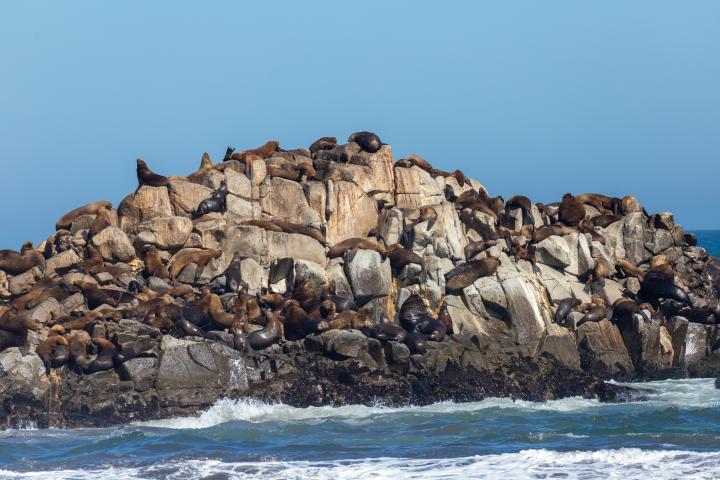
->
535, 236, 572, 268
29, 297, 61, 324
344, 250, 391, 304
564, 233, 595, 277
651, 229, 674, 255
294, 260, 327, 291
7, 268, 40, 296
260, 178, 321, 227
45, 249, 82, 275
684, 323, 708, 367
225, 168, 251, 198
394, 166, 443, 208
326, 260, 354, 302
326, 181, 378, 244
169, 179, 214, 216
118, 357, 158, 392
267, 231, 326, 265
537, 264, 572, 302
577, 319, 634, 377
375, 208, 403, 245
0, 348, 49, 401
130, 216, 193, 249
118, 186, 173, 230
622, 213, 651, 265
541, 326, 582, 370
501, 274, 551, 351
91, 227, 135, 262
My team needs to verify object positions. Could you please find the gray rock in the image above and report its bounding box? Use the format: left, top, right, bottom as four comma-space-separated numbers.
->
344, 249, 391, 304
535, 236, 572, 268
130, 216, 193, 249
118, 357, 158, 391
651, 229, 673, 255
45, 249, 82, 274
576, 319, 635, 376
8, 268, 40, 296
91, 226, 135, 263
501, 275, 550, 351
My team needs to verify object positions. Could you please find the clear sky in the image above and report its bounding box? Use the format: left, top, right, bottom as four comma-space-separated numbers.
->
1, 1, 718, 249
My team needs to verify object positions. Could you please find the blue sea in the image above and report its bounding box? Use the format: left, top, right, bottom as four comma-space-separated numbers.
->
1, 231, 718, 480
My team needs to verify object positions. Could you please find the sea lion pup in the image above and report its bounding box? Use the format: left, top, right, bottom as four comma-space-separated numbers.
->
84, 337, 119, 373
328, 309, 372, 331
386, 244, 424, 270
55, 199, 113, 231
327, 237, 387, 260
348, 131, 383, 153
143, 246, 170, 279
248, 310, 283, 350
575, 306, 607, 327
230, 140, 279, 161
309, 136, 337, 155
444, 257, 501, 292
365, 321, 407, 343
136, 159, 172, 192
0, 244, 45, 275
258, 292, 286, 311
308, 298, 337, 320
553, 298, 582, 326
168, 248, 222, 282
505, 195, 534, 226
464, 240, 498, 261
558, 193, 586, 226
575, 193, 621, 215
586, 259, 614, 285
186, 152, 214, 184
193, 182, 228, 217
407, 206, 438, 231
615, 258, 645, 281
87, 203, 117, 239
37, 335, 70, 373
67, 330, 91, 371
437, 301, 454, 335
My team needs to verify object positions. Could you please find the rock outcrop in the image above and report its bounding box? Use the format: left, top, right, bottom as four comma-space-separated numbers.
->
1, 132, 719, 428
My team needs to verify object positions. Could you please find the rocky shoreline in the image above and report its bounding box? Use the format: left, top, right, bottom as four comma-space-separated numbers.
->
1, 132, 720, 428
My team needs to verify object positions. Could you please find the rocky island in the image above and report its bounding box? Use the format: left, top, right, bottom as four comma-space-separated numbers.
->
1, 132, 719, 428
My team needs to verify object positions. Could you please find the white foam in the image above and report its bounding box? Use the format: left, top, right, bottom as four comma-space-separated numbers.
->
136, 378, 720, 430
2, 449, 719, 480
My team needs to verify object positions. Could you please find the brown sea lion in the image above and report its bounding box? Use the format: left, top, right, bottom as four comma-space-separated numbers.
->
386, 244, 424, 270
558, 193, 586, 226
437, 301, 454, 335
168, 249, 222, 281
309, 136, 337, 155
0, 327, 28, 353
394, 154, 433, 173
616, 258, 645, 281
271, 220, 326, 244
259, 292, 286, 311
621, 195, 644, 215
247, 310, 283, 349
575, 193, 621, 215
85, 337, 118, 372
308, 298, 337, 320
592, 214, 623, 228
348, 131, 382, 153
266, 164, 301, 181
365, 321, 407, 342
445, 257, 501, 291
67, 330, 91, 371
0, 246, 45, 275
87, 204, 117, 238
55, 200, 113, 231
432, 169, 469, 187
464, 240, 498, 261
136, 159, 172, 191
37, 335, 70, 372
410, 206, 438, 231
186, 152, 214, 184
242, 219, 284, 232
327, 238, 386, 259
576, 306, 607, 327
0, 308, 37, 334
589, 259, 614, 283
230, 140, 279, 161
144, 247, 170, 279
553, 298, 582, 326
532, 224, 576, 243
505, 195, 534, 226
328, 309, 372, 331
292, 280, 319, 312
208, 293, 238, 328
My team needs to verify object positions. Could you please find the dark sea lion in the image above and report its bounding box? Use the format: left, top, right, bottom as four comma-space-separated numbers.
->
193, 183, 228, 217
327, 237, 386, 259
558, 193, 586, 226
176, 318, 206, 338
186, 152, 214, 184
553, 298, 581, 326
444, 184, 458, 203
577, 218, 606, 245
365, 322, 407, 343
168, 249, 222, 281
399, 294, 433, 332
247, 310, 283, 349
0, 308, 36, 334
231, 140, 279, 161
292, 279, 319, 311
37, 335, 69, 372
445, 257, 500, 292
575, 193, 621, 214
282, 302, 312, 339
309, 136, 337, 155
386, 244, 424, 271
404, 332, 427, 354
55, 200, 113, 230
433, 169, 469, 187
639, 276, 693, 308
576, 306, 607, 327
464, 240, 498, 261
348, 131, 382, 153
610, 298, 650, 327
136, 159, 172, 192
308, 298, 337, 320
0, 246, 45, 275
87, 203, 116, 238
592, 214, 623, 228
684, 233, 698, 246
259, 292, 286, 310
67, 330, 91, 371
85, 337, 119, 372
415, 317, 446, 341
437, 301, 454, 335
505, 195, 534, 226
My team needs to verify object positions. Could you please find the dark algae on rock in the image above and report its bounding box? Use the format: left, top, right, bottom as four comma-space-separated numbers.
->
2, 131, 720, 428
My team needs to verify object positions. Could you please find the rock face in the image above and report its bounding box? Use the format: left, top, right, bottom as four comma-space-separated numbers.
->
1, 131, 719, 428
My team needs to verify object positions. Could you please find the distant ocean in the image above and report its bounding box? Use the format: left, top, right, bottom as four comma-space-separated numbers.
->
1, 233, 718, 480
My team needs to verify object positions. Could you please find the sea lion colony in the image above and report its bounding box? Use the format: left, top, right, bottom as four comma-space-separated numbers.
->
1, 131, 719, 381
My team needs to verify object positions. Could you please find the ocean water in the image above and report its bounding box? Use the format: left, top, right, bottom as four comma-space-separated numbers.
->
1, 379, 719, 479
1, 232, 718, 479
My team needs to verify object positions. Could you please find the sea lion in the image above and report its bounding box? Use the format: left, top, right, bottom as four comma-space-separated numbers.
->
265, 164, 301, 181
615, 258, 645, 281
433, 169, 469, 187
684, 233, 698, 247
621, 195, 645, 215
505, 195, 534, 226
176, 318, 206, 338
55, 200, 113, 231
208, 293, 238, 328
437, 301, 454, 335
404, 332, 427, 354
464, 240, 498, 261
247, 310, 283, 349
259, 292, 286, 310
193, 183, 228, 217
348, 131, 382, 153
639, 275, 693, 307
243, 219, 283, 232
0, 246, 45, 275
577, 218, 606, 245
553, 298, 581, 326
136, 159, 172, 192
444, 184, 458, 203
365, 321, 407, 343
610, 298, 650, 328
558, 193, 586, 226
282, 302, 313, 339
398, 294, 433, 332
74, 281, 132, 309
85, 337, 118, 372
592, 214, 623, 228
271, 220, 327, 244
67, 330, 91, 371
186, 152, 214, 184
394, 154, 434, 173
308, 298, 337, 320
575, 193, 621, 215
327, 237, 386, 259
411, 206, 438, 231
445, 257, 501, 292
144, 247, 170, 279
230, 140, 279, 161
309, 136, 337, 155
0, 327, 27, 353
328, 309, 372, 331
414, 316, 446, 342
386, 244, 424, 271
168, 249, 222, 281
37, 335, 69, 372
87, 204, 116, 238
292, 279, 319, 312
576, 306, 607, 327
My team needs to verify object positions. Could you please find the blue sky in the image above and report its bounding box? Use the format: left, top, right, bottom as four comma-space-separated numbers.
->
1, 1, 718, 249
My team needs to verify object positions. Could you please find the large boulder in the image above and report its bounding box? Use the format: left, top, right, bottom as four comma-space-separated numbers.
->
260, 177, 321, 227
394, 166, 443, 208
344, 249, 391, 304
535, 236, 572, 268
90, 226, 135, 262
129, 216, 193, 249
501, 274, 551, 352
168, 178, 214, 216
576, 319, 635, 377
118, 186, 173, 230
326, 181, 378, 244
